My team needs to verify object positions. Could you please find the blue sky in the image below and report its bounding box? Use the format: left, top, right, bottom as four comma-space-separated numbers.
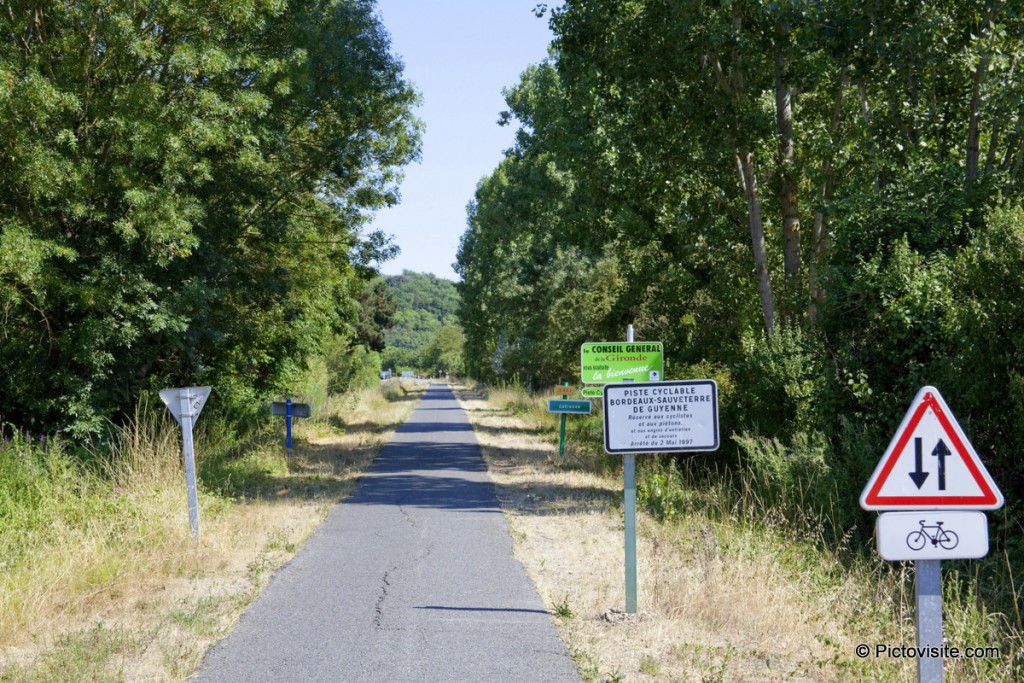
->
369, 1, 558, 282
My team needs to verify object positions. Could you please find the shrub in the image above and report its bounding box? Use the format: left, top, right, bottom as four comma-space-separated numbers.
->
733, 431, 833, 523
730, 326, 827, 438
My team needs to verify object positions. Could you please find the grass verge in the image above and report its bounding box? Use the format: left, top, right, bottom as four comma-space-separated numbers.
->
454, 382, 1021, 682
0, 379, 425, 682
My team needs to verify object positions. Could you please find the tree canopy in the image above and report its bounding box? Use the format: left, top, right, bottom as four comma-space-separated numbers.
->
0, 0, 421, 434
456, 0, 1024, 510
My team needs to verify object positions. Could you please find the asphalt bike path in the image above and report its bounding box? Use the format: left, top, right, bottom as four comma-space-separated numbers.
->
193, 383, 581, 682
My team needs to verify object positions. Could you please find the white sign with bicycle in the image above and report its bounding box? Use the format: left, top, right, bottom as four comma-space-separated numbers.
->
874, 510, 989, 561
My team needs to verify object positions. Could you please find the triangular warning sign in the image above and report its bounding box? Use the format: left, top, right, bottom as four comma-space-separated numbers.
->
860, 386, 1003, 510
159, 386, 211, 427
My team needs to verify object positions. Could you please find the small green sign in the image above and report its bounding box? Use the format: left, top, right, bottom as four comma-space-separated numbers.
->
548, 399, 592, 415
580, 387, 604, 398
580, 342, 664, 384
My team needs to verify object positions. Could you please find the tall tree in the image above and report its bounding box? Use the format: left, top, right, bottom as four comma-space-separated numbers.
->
0, 0, 421, 433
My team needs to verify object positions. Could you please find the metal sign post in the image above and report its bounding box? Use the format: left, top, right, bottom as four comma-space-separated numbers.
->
917, 560, 943, 682
270, 400, 311, 457
624, 324, 638, 614
559, 382, 569, 460
159, 386, 211, 541
179, 391, 201, 540
548, 391, 591, 461
860, 386, 1003, 683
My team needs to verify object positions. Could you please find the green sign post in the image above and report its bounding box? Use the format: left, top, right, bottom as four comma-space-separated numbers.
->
580, 342, 663, 384
548, 383, 591, 460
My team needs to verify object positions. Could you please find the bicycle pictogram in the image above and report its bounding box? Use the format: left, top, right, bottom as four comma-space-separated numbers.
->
906, 520, 959, 551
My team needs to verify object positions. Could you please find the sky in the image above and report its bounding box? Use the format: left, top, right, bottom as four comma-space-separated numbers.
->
369, 1, 558, 282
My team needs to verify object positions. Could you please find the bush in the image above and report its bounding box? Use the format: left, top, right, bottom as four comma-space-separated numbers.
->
943, 204, 1024, 505
733, 431, 833, 522
730, 326, 827, 438
325, 343, 382, 394
637, 459, 689, 522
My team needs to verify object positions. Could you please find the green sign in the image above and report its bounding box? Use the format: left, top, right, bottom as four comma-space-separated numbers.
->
548, 399, 592, 415
580, 387, 604, 398
580, 342, 663, 384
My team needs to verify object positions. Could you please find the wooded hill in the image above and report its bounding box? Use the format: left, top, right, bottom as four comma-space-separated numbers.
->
382, 271, 463, 374
456, 3, 1024, 536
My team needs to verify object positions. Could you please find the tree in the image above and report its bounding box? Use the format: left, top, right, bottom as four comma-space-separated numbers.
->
0, 0, 421, 434
420, 325, 464, 376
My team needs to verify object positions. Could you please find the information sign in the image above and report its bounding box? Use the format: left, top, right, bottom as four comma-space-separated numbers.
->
580, 342, 663, 384
271, 401, 311, 418
548, 399, 592, 415
875, 511, 989, 561
580, 387, 604, 398
603, 380, 718, 454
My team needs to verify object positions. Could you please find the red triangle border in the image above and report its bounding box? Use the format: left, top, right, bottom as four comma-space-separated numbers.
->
862, 392, 1000, 507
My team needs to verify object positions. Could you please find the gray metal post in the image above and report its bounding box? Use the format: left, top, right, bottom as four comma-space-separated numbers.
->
178, 390, 201, 541
916, 560, 943, 682
624, 324, 637, 613
624, 453, 637, 613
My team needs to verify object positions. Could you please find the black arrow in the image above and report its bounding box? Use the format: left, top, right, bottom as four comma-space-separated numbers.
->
909, 437, 930, 489
932, 439, 950, 491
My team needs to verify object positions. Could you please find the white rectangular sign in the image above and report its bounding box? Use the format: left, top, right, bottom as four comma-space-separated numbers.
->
603, 380, 719, 454
875, 510, 989, 561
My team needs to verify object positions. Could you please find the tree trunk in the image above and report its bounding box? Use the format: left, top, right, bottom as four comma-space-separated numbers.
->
859, 82, 880, 192
774, 28, 800, 322
809, 76, 846, 325
966, 55, 988, 185
967, 12, 996, 185
736, 147, 775, 334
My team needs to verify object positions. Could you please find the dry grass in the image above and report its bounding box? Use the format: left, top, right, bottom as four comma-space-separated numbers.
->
0, 380, 425, 682
454, 383, 913, 682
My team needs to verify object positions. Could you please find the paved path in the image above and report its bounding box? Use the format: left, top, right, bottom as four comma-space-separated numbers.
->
193, 384, 581, 682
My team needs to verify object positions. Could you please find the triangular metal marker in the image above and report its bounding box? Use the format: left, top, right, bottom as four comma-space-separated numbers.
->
159, 386, 212, 426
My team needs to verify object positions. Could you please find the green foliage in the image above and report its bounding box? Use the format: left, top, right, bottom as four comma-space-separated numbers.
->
3, 622, 139, 683
458, 0, 1024, 509
385, 271, 460, 328
0, 0, 421, 435
326, 345, 383, 395
457, 2, 1024, 655
637, 460, 689, 523
0, 430, 76, 567
419, 325, 464, 376
731, 326, 828, 438
382, 271, 461, 372
733, 431, 833, 523
943, 205, 1024, 499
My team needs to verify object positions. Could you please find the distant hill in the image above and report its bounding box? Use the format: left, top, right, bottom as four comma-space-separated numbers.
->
382, 271, 460, 370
